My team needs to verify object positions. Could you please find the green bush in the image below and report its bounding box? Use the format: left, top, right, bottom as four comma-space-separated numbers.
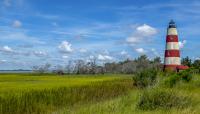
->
164, 73, 180, 88
178, 70, 192, 82
137, 89, 191, 110
164, 69, 193, 88
133, 69, 157, 88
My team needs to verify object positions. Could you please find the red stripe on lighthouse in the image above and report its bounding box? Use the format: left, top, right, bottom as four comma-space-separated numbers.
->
165, 50, 180, 57
166, 35, 178, 42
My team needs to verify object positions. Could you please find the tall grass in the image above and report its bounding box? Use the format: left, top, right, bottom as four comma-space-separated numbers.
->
132, 69, 157, 88
0, 74, 128, 95
137, 89, 192, 110
62, 74, 200, 114
0, 78, 133, 114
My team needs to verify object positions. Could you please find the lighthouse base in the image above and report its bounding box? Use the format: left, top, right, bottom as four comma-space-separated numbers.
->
164, 65, 178, 71
164, 65, 189, 72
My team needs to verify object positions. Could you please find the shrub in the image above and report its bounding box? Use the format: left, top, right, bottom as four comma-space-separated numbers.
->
164, 69, 193, 88
133, 69, 157, 88
178, 70, 192, 82
137, 89, 191, 110
164, 73, 180, 88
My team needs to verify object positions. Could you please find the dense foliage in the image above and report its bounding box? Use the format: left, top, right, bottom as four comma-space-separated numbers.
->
31, 55, 200, 75
133, 69, 157, 88
32, 55, 162, 75
137, 89, 191, 110
164, 69, 193, 87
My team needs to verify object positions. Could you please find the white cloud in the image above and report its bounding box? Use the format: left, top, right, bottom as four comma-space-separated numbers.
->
0, 46, 14, 53
195, 57, 200, 60
89, 55, 95, 59
12, 20, 22, 28
136, 24, 157, 36
98, 54, 113, 61
62, 55, 68, 59
0, 60, 7, 64
179, 40, 187, 49
3, 46, 13, 52
0, 46, 32, 56
79, 48, 87, 53
120, 50, 128, 55
135, 48, 146, 54
126, 24, 158, 44
58, 41, 73, 53
33, 51, 47, 57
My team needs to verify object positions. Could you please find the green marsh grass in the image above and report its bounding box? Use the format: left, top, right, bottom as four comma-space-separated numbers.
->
0, 73, 200, 114
0, 74, 133, 114
60, 74, 200, 114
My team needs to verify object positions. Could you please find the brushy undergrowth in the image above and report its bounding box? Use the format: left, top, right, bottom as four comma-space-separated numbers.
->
135, 69, 195, 111
164, 70, 193, 88
137, 89, 192, 110
132, 69, 157, 88
0, 78, 132, 114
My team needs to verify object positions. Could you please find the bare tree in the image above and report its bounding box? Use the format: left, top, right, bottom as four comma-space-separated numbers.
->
31, 63, 51, 73
88, 57, 97, 74
53, 65, 64, 75
65, 60, 73, 74
74, 60, 85, 74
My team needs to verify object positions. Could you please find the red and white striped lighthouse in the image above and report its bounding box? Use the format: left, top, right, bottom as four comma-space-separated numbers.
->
164, 20, 181, 71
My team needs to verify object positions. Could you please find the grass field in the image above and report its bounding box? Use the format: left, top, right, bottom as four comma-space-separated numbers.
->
0, 73, 128, 96
0, 73, 199, 114
0, 73, 133, 114
61, 74, 200, 114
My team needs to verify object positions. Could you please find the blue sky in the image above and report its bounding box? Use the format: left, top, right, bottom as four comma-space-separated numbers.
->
0, 0, 200, 70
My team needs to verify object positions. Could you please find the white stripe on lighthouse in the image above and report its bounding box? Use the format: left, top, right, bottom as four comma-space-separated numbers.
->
167, 28, 178, 35
164, 57, 181, 65
166, 42, 179, 50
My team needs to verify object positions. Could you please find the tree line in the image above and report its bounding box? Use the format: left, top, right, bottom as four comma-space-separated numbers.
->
31, 55, 200, 75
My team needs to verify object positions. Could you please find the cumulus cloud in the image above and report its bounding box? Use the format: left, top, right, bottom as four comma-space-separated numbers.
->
33, 51, 47, 57
0, 46, 32, 56
0, 60, 7, 64
0, 46, 14, 53
12, 20, 22, 28
126, 24, 158, 45
2, 46, 13, 52
135, 48, 146, 54
98, 54, 113, 61
58, 41, 73, 53
179, 40, 187, 49
120, 50, 128, 55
